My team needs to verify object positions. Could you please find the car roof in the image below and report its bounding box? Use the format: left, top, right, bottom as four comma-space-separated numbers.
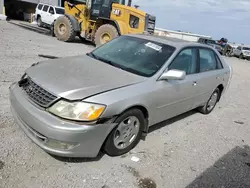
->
127, 34, 213, 50
38, 3, 63, 8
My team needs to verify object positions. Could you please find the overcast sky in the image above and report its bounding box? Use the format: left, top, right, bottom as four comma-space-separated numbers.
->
133, 0, 250, 44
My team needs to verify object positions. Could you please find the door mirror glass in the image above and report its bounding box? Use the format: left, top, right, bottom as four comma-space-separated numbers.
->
159, 69, 186, 80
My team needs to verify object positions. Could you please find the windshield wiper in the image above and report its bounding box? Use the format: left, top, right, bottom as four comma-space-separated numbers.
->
87, 52, 128, 70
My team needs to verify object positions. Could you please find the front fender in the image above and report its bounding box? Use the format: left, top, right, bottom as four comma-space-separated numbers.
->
115, 20, 129, 35
64, 14, 80, 32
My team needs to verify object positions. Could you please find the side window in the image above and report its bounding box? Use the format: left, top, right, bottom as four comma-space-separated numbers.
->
237, 46, 241, 50
215, 54, 223, 69
199, 48, 217, 72
129, 15, 139, 29
49, 7, 55, 14
37, 4, 43, 10
43, 5, 49, 12
168, 48, 198, 75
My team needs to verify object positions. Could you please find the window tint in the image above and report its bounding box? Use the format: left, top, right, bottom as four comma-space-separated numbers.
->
43, 5, 49, 12
49, 7, 55, 14
243, 47, 250, 51
199, 48, 217, 72
129, 15, 139, 29
215, 54, 223, 69
168, 48, 198, 75
38, 4, 43, 10
55, 8, 64, 14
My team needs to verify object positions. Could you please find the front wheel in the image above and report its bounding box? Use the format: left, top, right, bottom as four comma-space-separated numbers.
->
94, 24, 118, 46
198, 88, 220, 114
103, 109, 145, 156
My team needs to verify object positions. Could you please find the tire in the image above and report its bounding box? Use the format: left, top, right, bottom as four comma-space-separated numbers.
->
94, 24, 118, 46
198, 88, 220, 114
50, 21, 55, 37
78, 35, 86, 42
37, 17, 42, 27
239, 53, 244, 59
103, 109, 145, 156
54, 16, 76, 42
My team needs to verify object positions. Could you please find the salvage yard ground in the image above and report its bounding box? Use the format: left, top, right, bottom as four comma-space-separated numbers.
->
1, 21, 250, 188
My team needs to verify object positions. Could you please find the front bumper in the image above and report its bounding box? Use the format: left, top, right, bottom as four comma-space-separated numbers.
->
243, 54, 250, 59
9, 83, 117, 158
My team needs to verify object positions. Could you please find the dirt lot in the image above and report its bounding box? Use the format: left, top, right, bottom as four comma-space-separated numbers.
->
1, 21, 250, 188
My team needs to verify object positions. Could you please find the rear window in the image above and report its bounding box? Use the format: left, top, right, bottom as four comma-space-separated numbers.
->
43, 5, 49, 12
37, 4, 43, 10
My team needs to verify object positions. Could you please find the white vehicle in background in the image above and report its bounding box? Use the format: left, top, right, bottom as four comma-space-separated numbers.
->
233, 46, 250, 60
35, 3, 64, 28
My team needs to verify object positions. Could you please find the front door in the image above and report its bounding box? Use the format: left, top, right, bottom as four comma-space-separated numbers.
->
90, 0, 113, 19
151, 48, 200, 125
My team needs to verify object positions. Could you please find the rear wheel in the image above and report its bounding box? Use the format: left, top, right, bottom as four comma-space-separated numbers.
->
94, 24, 118, 46
37, 17, 42, 27
103, 109, 145, 156
198, 88, 220, 114
54, 16, 76, 42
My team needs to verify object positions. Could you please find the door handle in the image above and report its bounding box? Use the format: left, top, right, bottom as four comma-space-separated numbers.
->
192, 81, 197, 86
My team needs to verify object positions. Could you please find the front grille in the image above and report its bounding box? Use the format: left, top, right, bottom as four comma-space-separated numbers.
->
20, 77, 58, 107
145, 14, 156, 34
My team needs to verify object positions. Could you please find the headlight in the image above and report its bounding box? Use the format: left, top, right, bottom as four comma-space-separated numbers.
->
48, 100, 106, 121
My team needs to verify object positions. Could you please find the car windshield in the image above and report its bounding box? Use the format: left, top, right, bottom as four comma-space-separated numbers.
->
90, 36, 176, 77
243, 47, 250, 51
55, 8, 64, 14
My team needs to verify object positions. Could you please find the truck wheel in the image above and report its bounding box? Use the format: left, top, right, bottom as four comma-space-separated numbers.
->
54, 16, 76, 42
94, 24, 118, 46
37, 17, 42, 27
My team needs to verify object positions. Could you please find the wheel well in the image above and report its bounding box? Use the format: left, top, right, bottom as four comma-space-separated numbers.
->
217, 84, 224, 101
100, 19, 121, 35
37, 14, 41, 20
122, 105, 149, 119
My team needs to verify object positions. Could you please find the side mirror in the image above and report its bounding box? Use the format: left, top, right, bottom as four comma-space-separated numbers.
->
159, 69, 186, 80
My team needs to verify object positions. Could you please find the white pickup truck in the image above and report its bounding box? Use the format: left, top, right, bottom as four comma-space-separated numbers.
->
233, 46, 250, 60
35, 3, 64, 28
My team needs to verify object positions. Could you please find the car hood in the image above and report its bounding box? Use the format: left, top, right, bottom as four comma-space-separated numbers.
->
25, 55, 146, 100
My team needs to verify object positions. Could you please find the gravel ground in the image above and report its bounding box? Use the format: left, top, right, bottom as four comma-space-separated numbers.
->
1, 21, 250, 188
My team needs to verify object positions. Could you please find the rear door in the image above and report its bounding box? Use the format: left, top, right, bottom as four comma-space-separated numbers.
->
194, 47, 225, 106
41, 5, 49, 24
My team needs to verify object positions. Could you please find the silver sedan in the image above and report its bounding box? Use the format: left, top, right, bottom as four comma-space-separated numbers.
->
9, 34, 232, 158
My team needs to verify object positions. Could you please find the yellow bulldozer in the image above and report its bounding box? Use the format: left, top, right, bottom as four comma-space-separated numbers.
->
53, 0, 156, 46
